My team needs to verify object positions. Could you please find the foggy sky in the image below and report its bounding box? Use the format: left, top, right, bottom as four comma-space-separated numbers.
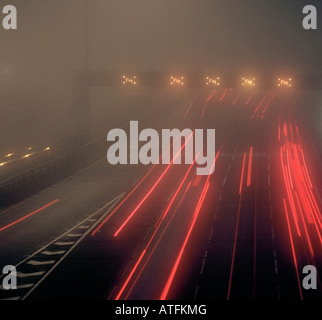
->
0, 0, 321, 149
88, 0, 322, 74
1, 0, 322, 74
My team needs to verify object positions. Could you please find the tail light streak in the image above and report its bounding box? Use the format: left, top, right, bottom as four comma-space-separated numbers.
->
232, 92, 243, 106
160, 153, 217, 299
0, 199, 59, 232
160, 181, 210, 300
279, 118, 322, 282
201, 90, 216, 118
113, 132, 194, 237
115, 159, 198, 300
114, 133, 230, 300
91, 133, 186, 237
283, 199, 303, 300
184, 91, 199, 118
260, 93, 276, 118
239, 153, 247, 195
246, 91, 256, 105
219, 88, 229, 102
91, 164, 156, 236
251, 94, 268, 118
247, 147, 253, 187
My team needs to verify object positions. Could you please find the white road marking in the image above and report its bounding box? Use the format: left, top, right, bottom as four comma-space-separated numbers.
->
222, 175, 228, 186
194, 285, 199, 300
167, 190, 175, 202
54, 241, 75, 246
208, 226, 214, 242
17, 284, 34, 289
274, 259, 279, 274
66, 233, 82, 237
21, 193, 125, 300
200, 259, 206, 275
132, 175, 143, 188
17, 271, 45, 278
27, 260, 55, 266
42, 250, 66, 256
268, 133, 280, 300
73, 157, 106, 177
143, 227, 152, 241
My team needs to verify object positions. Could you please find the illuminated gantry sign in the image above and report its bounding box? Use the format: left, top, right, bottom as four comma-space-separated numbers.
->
242, 77, 256, 87
122, 75, 137, 86
277, 78, 292, 87
170, 76, 184, 86
206, 76, 220, 87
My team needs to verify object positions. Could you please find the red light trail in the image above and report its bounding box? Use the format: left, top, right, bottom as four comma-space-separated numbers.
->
0, 199, 59, 232
114, 132, 230, 300
113, 132, 194, 237
247, 146, 253, 187
219, 88, 229, 102
201, 90, 216, 118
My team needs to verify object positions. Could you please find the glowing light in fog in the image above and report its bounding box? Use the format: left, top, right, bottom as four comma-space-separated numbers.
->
278, 78, 292, 87
242, 77, 256, 87
170, 76, 184, 86
5, 153, 14, 158
122, 75, 137, 85
206, 77, 220, 86
22, 153, 33, 159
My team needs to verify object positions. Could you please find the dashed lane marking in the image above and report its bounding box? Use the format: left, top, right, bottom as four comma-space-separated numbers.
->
17, 272, 45, 278
27, 260, 55, 266
66, 233, 82, 237
54, 241, 75, 246
41, 250, 66, 256
0, 193, 124, 301
17, 284, 34, 289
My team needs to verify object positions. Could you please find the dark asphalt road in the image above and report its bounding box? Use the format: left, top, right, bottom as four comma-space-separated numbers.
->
0, 87, 321, 300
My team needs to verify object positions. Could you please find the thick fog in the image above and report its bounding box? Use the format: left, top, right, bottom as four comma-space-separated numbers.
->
0, 0, 321, 152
